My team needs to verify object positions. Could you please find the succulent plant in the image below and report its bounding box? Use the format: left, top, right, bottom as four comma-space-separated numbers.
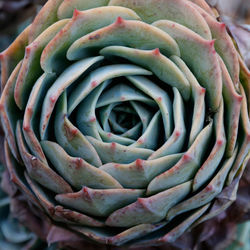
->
0, 0, 249, 248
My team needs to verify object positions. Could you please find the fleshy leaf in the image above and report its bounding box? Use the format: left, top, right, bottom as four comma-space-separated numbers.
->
227, 84, 250, 184
58, 0, 109, 19
149, 87, 186, 159
167, 146, 238, 221
130, 111, 161, 150
147, 121, 213, 194
160, 204, 210, 243
54, 92, 102, 167
23, 73, 56, 164
109, 0, 211, 39
14, 19, 69, 110
16, 121, 73, 194
0, 25, 30, 89
77, 81, 110, 140
42, 6, 140, 72
96, 83, 156, 108
218, 56, 242, 157
100, 153, 182, 188
153, 20, 222, 111
100, 46, 190, 100
28, 0, 64, 42
0, 62, 22, 162
127, 76, 172, 139
67, 18, 180, 60
41, 140, 122, 189
170, 56, 205, 146
106, 181, 191, 227
68, 64, 152, 115
56, 187, 144, 217
86, 136, 154, 164
190, 2, 239, 86
192, 100, 226, 191
40, 56, 103, 139
25, 173, 104, 227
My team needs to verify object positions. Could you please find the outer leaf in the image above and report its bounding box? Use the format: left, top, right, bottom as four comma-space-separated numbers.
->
109, 0, 211, 39
0, 25, 30, 90
192, 100, 226, 191
41, 6, 140, 72
147, 121, 213, 194
25, 173, 104, 227
58, 0, 109, 19
14, 19, 69, 110
67, 18, 180, 60
218, 56, 242, 157
56, 187, 144, 217
23, 73, 56, 164
167, 146, 238, 221
41, 140, 122, 189
16, 121, 73, 194
106, 181, 191, 227
160, 204, 210, 243
190, 2, 239, 86
28, 0, 64, 42
153, 20, 222, 111
227, 84, 250, 184
0, 62, 22, 162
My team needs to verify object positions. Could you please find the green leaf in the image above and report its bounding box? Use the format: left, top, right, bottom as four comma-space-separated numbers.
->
67, 18, 180, 60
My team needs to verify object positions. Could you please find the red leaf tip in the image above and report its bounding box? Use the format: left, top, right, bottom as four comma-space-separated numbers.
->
200, 87, 206, 94
91, 81, 98, 88
115, 16, 124, 25
157, 96, 162, 102
89, 117, 96, 122
50, 96, 57, 103
25, 46, 31, 54
73, 9, 81, 18
236, 95, 243, 102
75, 157, 82, 167
152, 48, 160, 56
175, 130, 181, 137
137, 138, 144, 144
208, 40, 216, 54
220, 23, 226, 30
111, 142, 116, 150
206, 184, 213, 192
209, 40, 215, 47
217, 139, 224, 146
136, 159, 144, 168
23, 125, 30, 132
183, 153, 192, 162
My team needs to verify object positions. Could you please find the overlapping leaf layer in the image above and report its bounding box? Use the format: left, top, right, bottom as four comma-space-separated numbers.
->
0, 0, 249, 246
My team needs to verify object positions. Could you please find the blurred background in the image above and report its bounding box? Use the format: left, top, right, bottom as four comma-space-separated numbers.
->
0, 0, 46, 50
